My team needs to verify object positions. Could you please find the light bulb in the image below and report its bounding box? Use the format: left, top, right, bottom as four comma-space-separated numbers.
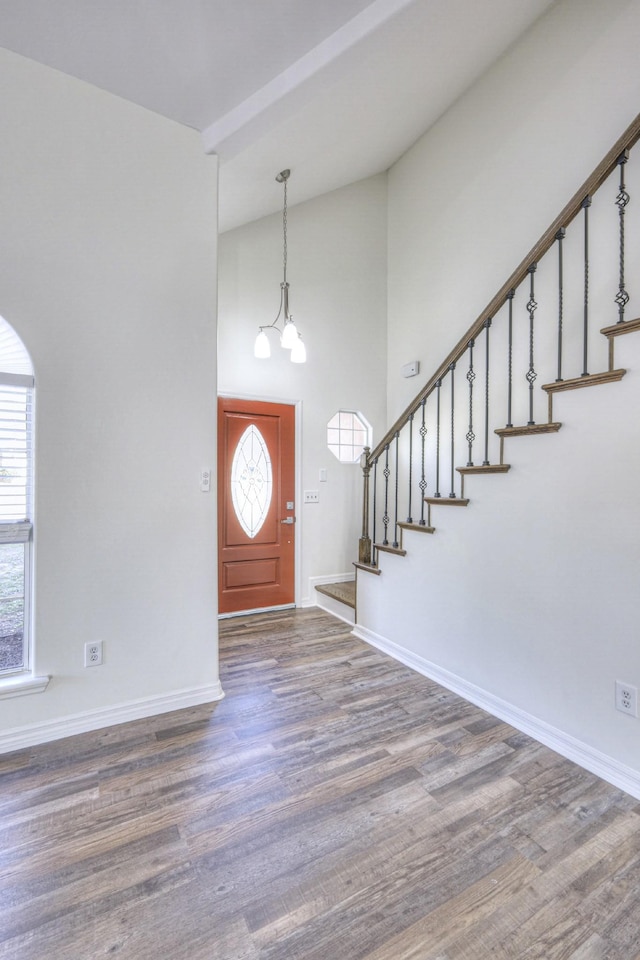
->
280, 318, 299, 349
254, 329, 270, 359
290, 335, 306, 363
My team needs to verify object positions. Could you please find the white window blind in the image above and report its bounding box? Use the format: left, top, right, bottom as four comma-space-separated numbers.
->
0, 383, 33, 532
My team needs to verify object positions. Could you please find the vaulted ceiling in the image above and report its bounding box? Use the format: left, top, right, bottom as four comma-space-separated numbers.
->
0, 0, 557, 231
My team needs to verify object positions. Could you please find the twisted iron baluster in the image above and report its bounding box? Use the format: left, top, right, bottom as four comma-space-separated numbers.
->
556, 228, 565, 382
483, 318, 492, 466
434, 379, 442, 497
449, 362, 456, 498
382, 445, 390, 545
393, 432, 400, 548
506, 289, 515, 428
526, 264, 538, 426
419, 397, 427, 525
406, 414, 414, 524
615, 151, 630, 324
466, 339, 475, 467
582, 196, 591, 377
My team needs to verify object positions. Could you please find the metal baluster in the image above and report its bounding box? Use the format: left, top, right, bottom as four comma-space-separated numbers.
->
526, 264, 538, 426
483, 318, 492, 466
419, 397, 427, 525
393, 431, 400, 548
506, 289, 515, 427
406, 414, 414, 523
382, 444, 390, 545
556, 228, 565, 382
434, 379, 442, 498
615, 151, 630, 323
449, 362, 456, 498
582, 196, 591, 377
466, 339, 475, 467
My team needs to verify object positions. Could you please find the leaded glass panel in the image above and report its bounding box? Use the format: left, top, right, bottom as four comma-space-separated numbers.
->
231, 424, 272, 538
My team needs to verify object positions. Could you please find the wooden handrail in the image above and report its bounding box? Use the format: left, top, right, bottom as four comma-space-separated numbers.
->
368, 110, 640, 464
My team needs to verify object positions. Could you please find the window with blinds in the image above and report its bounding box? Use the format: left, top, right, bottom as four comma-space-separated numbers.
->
0, 315, 34, 676
0, 384, 33, 526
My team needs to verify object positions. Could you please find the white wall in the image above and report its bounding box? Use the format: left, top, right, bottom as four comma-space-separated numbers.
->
358, 0, 640, 792
218, 175, 388, 600
387, 0, 640, 421
358, 332, 640, 790
0, 49, 220, 746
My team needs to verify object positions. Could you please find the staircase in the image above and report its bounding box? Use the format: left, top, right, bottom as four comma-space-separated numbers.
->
356, 111, 640, 574
314, 580, 356, 624
350, 112, 640, 799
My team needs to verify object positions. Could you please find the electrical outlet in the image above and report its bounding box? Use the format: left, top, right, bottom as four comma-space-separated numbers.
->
304, 490, 319, 503
615, 680, 637, 716
84, 641, 103, 667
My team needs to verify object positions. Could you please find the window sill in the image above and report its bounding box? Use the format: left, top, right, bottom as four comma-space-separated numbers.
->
0, 673, 50, 700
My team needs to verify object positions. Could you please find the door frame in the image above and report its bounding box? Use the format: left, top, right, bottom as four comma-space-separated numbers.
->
216, 392, 302, 617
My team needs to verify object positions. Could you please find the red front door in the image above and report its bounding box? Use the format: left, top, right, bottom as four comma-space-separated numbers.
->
217, 397, 295, 615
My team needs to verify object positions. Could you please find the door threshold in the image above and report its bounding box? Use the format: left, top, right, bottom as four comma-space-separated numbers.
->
218, 603, 296, 620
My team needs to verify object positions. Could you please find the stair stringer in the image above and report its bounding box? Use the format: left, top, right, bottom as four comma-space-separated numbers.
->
354, 333, 640, 796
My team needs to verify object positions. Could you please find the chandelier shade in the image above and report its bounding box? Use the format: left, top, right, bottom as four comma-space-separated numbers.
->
290, 335, 306, 364
253, 329, 271, 359
280, 316, 299, 350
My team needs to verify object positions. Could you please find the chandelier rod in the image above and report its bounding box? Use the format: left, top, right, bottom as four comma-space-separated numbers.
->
276, 169, 289, 286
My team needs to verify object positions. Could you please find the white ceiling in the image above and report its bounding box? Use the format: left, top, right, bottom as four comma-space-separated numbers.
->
0, 0, 557, 231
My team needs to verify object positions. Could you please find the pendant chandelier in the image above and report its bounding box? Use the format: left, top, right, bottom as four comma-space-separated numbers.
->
253, 169, 306, 363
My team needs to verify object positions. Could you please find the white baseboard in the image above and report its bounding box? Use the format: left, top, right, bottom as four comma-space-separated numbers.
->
0, 681, 225, 754
352, 624, 640, 801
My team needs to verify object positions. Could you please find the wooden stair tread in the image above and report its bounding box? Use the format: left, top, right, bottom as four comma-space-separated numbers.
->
542, 369, 625, 393
374, 543, 407, 556
315, 580, 356, 608
495, 422, 561, 438
425, 496, 469, 506
457, 464, 511, 475
353, 561, 381, 576
398, 521, 435, 534
601, 317, 640, 338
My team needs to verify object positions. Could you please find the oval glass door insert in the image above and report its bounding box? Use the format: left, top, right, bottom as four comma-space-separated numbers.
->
231, 424, 273, 538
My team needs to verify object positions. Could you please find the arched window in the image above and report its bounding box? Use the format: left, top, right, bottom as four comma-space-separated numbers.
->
0, 316, 34, 677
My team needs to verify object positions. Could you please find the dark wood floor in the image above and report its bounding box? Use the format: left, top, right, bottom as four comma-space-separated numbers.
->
1, 608, 640, 959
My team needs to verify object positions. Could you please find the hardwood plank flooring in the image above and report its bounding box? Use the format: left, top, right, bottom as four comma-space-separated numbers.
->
1, 608, 639, 959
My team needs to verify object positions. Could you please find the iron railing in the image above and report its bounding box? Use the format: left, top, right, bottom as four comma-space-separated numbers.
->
359, 112, 640, 567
